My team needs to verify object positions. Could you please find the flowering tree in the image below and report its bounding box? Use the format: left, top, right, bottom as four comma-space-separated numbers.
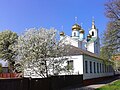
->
0, 30, 18, 72
14, 28, 70, 78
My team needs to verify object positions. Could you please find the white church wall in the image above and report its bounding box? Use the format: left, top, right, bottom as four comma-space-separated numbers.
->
70, 40, 79, 48
61, 36, 79, 48
60, 36, 87, 50
70, 55, 83, 75
87, 43, 94, 53
58, 55, 83, 75
83, 55, 114, 80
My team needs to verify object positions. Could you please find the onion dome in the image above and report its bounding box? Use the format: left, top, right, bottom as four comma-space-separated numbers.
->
79, 29, 84, 33
87, 34, 92, 38
72, 24, 81, 31
60, 31, 65, 36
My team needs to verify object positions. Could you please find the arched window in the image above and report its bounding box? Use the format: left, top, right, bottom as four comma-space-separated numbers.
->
74, 32, 76, 36
92, 31, 94, 36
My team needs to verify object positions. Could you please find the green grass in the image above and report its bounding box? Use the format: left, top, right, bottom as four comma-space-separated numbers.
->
96, 80, 120, 90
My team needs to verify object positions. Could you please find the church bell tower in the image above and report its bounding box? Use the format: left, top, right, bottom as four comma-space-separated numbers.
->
86, 19, 100, 56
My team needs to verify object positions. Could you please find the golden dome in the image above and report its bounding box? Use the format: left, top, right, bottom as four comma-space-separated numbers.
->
60, 31, 65, 36
72, 24, 81, 31
80, 29, 84, 33
87, 34, 92, 38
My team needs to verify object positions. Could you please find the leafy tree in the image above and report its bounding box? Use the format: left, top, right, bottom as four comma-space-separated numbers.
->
100, 46, 110, 60
103, 22, 120, 55
112, 54, 120, 71
0, 63, 2, 73
101, 0, 120, 59
14, 28, 69, 78
0, 30, 18, 72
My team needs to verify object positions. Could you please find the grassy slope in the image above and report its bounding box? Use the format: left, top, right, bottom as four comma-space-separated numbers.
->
96, 80, 120, 90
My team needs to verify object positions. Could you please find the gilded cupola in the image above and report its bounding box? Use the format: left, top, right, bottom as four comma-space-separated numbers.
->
72, 24, 81, 31
87, 34, 92, 38
79, 29, 84, 33
60, 31, 65, 36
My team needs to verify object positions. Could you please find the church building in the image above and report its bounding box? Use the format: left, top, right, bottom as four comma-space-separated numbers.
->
58, 19, 114, 80
60, 19, 100, 56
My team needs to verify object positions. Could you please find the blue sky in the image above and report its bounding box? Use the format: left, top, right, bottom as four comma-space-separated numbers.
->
0, 0, 108, 38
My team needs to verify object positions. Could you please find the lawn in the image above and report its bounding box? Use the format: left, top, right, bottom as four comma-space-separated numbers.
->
96, 80, 120, 90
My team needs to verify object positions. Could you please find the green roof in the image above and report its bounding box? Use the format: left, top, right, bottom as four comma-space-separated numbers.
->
87, 37, 97, 45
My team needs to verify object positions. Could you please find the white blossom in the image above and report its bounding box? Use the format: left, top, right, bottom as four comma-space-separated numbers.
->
14, 28, 69, 78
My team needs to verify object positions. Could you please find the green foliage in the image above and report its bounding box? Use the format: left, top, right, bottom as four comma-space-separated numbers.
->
100, 46, 110, 60
0, 63, 2, 73
96, 80, 120, 90
0, 30, 18, 72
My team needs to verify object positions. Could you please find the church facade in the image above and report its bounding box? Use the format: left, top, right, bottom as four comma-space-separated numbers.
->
60, 19, 100, 56
58, 19, 114, 80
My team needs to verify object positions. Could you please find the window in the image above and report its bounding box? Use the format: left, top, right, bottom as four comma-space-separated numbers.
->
108, 65, 110, 72
97, 63, 99, 73
102, 64, 104, 73
106, 66, 108, 72
110, 65, 113, 72
107, 66, 109, 72
94, 62, 96, 73
74, 32, 76, 36
92, 31, 94, 36
100, 63, 101, 73
105, 65, 106, 73
67, 60, 73, 70
90, 61, 92, 73
85, 61, 88, 73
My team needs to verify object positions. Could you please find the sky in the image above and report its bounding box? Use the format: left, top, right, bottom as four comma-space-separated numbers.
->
0, 0, 108, 37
